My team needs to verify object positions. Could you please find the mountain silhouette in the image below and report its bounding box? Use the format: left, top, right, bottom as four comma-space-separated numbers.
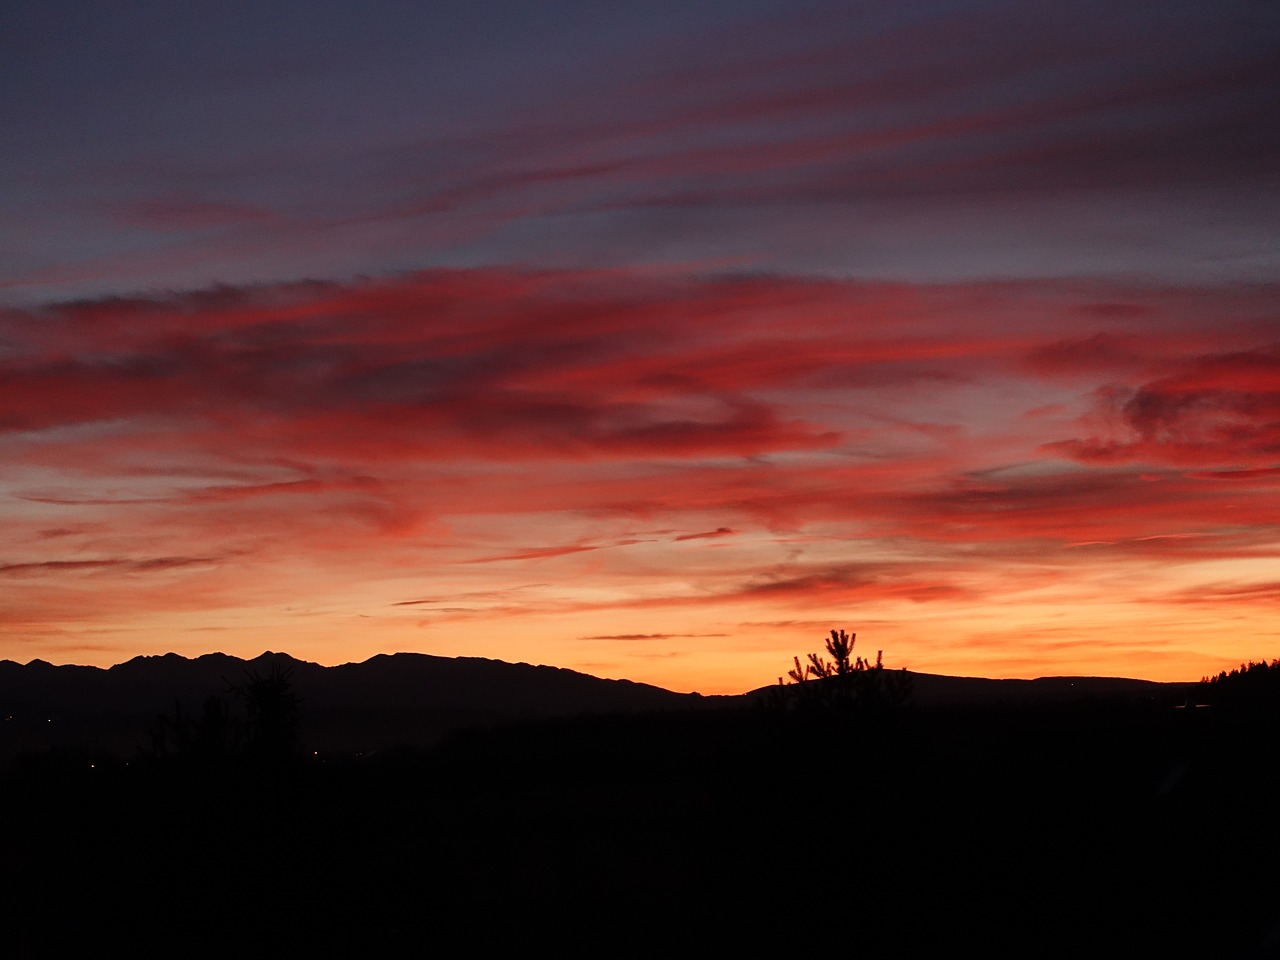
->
1, 649, 699, 712
747, 670, 1189, 707
0, 651, 712, 762
2, 650, 1193, 765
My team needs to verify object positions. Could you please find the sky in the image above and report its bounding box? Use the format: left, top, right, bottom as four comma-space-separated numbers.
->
2, 0, 1278, 692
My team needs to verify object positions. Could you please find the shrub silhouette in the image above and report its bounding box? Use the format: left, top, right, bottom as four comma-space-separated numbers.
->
774, 629, 911, 714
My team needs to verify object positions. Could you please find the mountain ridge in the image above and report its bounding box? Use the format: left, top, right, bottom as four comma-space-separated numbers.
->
1, 650, 1200, 716
3, 648, 1201, 693
0, 650, 711, 761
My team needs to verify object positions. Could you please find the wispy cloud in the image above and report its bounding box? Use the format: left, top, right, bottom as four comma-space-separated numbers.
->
674, 527, 736, 542
582, 633, 729, 641
0, 556, 218, 577
1045, 347, 1280, 467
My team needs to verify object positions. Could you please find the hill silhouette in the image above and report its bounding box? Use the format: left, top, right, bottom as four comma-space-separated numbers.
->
0, 650, 713, 763
1, 649, 696, 714
2, 649, 1195, 766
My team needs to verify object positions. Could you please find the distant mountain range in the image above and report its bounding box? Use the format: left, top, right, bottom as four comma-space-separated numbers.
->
2, 650, 695, 716
1, 651, 1195, 761
0, 651, 704, 760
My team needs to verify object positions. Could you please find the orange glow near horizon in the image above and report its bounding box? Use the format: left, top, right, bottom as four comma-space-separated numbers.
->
3, 272, 1277, 693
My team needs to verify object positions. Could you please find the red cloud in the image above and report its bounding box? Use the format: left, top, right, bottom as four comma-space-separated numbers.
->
1045, 347, 1280, 468
468, 544, 604, 564
4, 270, 1027, 465
729, 567, 973, 605
0, 556, 217, 577
1023, 333, 1147, 376
673, 527, 735, 542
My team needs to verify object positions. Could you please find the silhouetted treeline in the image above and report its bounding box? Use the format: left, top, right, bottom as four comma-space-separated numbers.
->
1201, 657, 1280, 699
1196, 658, 1280, 743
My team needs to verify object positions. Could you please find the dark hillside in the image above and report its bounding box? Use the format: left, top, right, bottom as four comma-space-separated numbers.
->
0, 651, 708, 764
4, 677, 1277, 954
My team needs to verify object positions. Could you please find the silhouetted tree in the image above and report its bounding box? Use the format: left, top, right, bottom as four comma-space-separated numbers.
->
775, 629, 911, 714
234, 663, 302, 765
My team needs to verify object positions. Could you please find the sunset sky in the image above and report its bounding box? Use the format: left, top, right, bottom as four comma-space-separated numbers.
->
3, 1, 1278, 692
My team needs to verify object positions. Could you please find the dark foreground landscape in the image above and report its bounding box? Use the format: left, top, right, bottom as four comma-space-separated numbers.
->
4, 652, 1279, 954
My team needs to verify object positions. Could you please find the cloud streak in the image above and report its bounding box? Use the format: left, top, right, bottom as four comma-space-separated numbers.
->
0, 556, 218, 577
